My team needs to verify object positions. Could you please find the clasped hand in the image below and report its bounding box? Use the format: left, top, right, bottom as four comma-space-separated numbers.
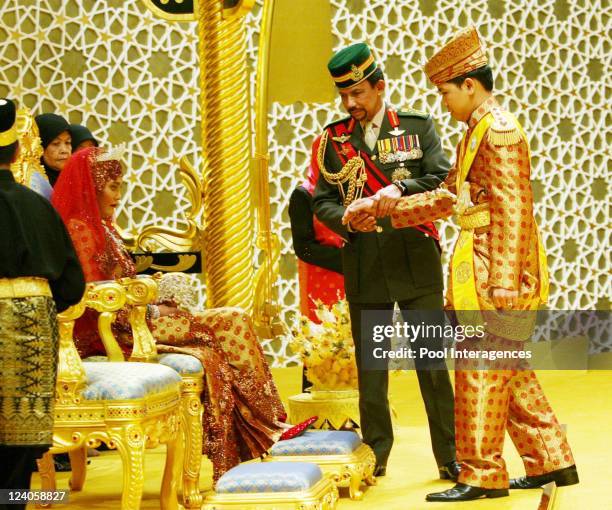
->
341, 184, 402, 232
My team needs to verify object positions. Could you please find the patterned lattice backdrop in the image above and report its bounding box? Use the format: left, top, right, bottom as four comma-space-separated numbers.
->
0, 0, 609, 364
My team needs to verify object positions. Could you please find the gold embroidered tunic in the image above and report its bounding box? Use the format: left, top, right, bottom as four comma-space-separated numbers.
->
391, 97, 543, 310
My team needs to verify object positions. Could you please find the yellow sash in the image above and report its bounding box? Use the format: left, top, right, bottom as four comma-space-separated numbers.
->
451, 112, 549, 331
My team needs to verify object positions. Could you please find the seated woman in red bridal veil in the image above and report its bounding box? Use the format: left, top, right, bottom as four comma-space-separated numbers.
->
51, 146, 292, 481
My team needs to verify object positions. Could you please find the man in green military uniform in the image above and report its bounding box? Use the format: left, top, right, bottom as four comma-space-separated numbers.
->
312, 43, 458, 479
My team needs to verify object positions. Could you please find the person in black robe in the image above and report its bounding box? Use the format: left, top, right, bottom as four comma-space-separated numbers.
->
34, 113, 71, 187
289, 185, 344, 274
0, 98, 85, 510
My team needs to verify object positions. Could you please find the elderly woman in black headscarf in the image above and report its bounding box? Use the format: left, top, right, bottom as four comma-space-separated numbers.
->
34, 113, 71, 187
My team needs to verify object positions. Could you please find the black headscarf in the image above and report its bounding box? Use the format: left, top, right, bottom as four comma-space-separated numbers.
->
35, 113, 70, 187
69, 124, 98, 152
35, 113, 70, 149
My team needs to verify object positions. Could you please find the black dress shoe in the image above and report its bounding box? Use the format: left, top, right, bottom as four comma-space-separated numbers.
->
510, 465, 579, 489
439, 460, 461, 481
426, 483, 509, 502
373, 464, 386, 477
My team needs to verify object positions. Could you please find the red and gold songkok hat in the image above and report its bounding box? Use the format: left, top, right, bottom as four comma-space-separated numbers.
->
0, 98, 18, 147
424, 27, 488, 86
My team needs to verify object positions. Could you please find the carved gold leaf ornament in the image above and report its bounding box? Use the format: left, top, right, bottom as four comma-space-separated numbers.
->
56, 301, 88, 406
10, 107, 48, 187
134, 255, 155, 272
120, 276, 159, 362
84, 281, 128, 362
136, 156, 203, 252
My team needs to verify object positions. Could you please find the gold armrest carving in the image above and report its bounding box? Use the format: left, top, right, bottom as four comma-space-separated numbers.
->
120, 276, 159, 363
56, 301, 87, 406
85, 281, 127, 362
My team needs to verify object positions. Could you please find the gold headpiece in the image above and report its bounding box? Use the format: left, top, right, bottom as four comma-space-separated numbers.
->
88, 145, 125, 191
424, 27, 488, 86
96, 142, 126, 162
0, 99, 17, 147
0, 125, 17, 146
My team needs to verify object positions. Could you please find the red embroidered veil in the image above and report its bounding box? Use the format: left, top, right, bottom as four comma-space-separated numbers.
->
51, 147, 134, 356
52, 147, 133, 283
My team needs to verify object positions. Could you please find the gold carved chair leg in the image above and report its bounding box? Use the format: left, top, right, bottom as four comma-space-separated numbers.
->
35, 452, 56, 508
110, 425, 147, 510
160, 426, 180, 510
179, 376, 204, 509
68, 446, 88, 491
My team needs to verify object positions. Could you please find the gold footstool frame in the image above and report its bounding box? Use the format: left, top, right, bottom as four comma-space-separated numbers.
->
203, 477, 338, 510
203, 464, 338, 510
264, 431, 376, 500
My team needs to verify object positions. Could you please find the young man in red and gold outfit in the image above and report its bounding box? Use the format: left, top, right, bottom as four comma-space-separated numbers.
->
344, 27, 578, 502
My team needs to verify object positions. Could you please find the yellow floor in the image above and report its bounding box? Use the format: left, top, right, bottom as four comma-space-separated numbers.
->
29, 369, 610, 509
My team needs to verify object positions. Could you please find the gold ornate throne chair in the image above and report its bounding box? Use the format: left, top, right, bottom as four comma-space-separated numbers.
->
38, 281, 184, 510
43, 276, 205, 510
119, 274, 204, 509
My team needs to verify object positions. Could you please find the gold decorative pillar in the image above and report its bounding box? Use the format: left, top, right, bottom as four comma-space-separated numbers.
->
195, 0, 255, 309
252, 0, 281, 338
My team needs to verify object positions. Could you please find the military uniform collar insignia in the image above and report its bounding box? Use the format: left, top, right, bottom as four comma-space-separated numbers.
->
332, 133, 351, 143
331, 117, 355, 143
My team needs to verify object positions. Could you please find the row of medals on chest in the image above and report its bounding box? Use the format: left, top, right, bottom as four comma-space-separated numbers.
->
333, 127, 423, 181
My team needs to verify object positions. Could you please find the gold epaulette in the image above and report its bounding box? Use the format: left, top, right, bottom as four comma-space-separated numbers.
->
398, 108, 429, 119
488, 107, 522, 146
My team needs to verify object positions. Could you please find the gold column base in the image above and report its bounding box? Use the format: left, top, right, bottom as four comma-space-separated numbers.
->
202, 476, 338, 510
264, 443, 376, 500
288, 391, 360, 430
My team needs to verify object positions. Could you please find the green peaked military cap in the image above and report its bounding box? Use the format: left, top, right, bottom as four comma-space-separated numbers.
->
327, 42, 378, 89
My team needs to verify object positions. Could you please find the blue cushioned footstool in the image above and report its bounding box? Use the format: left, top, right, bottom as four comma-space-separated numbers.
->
203, 462, 338, 509
264, 431, 376, 500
